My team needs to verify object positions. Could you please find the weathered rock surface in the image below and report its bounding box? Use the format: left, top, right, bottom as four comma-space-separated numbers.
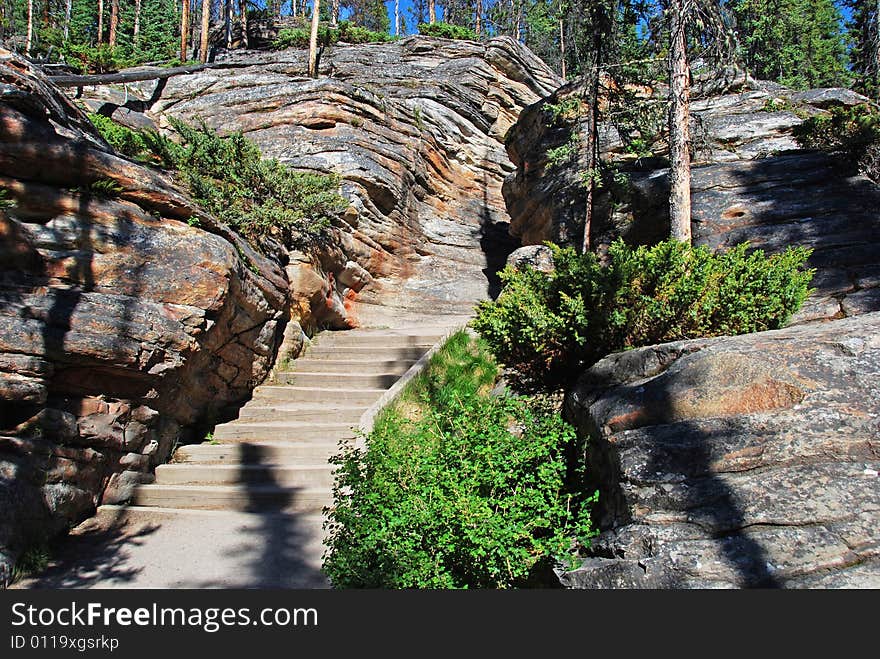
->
110, 36, 560, 313
561, 312, 880, 588
503, 79, 880, 321
0, 50, 290, 584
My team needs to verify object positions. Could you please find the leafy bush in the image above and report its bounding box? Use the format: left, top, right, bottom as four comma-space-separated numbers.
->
793, 104, 880, 181
273, 21, 391, 49
472, 240, 815, 386
272, 27, 312, 49
418, 22, 478, 40
88, 113, 150, 159
143, 118, 347, 247
323, 331, 597, 589
86, 113, 346, 248
546, 138, 579, 168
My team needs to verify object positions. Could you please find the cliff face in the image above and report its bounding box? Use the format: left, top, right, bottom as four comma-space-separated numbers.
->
503, 79, 880, 323
0, 50, 289, 583
132, 36, 560, 315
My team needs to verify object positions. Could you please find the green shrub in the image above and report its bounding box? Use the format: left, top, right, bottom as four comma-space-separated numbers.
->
62, 43, 130, 74
142, 118, 347, 247
322, 331, 597, 589
273, 21, 391, 50
545, 138, 579, 168
88, 112, 150, 159
272, 27, 313, 49
793, 105, 880, 181
418, 22, 478, 40
472, 240, 815, 386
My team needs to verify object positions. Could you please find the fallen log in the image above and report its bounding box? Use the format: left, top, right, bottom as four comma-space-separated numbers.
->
47, 62, 225, 88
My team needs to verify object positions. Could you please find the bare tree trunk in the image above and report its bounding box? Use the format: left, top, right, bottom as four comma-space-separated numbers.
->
64, 0, 72, 40
331, 0, 339, 25
476, 0, 482, 35
394, 0, 400, 35
180, 0, 190, 60
239, 0, 248, 48
134, 0, 142, 47
516, 0, 523, 42
308, 0, 320, 77
97, 0, 104, 44
225, 0, 232, 48
668, 0, 692, 244
558, 16, 565, 79
26, 0, 33, 54
109, 0, 119, 47
200, 0, 210, 63
428, 0, 435, 24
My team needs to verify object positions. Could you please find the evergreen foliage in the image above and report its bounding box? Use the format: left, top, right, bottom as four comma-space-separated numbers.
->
472, 240, 815, 386
417, 20, 476, 40
728, 0, 850, 89
87, 113, 347, 248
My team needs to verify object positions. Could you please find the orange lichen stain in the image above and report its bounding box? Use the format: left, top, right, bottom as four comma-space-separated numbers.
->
343, 288, 359, 328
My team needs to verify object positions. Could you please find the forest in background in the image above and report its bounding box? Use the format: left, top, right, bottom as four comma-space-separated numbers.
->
0, 1, 878, 98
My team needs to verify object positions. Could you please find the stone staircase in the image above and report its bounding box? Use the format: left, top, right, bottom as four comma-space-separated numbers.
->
131, 329, 444, 516
43, 325, 453, 588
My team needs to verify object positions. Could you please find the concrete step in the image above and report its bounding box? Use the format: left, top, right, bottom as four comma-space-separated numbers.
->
288, 359, 417, 374
213, 421, 356, 442
230, 404, 367, 424
155, 463, 335, 488
302, 346, 430, 361
272, 371, 401, 389
310, 332, 442, 348
172, 441, 348, 464
132, 483, 331, 513
248, 386, 385, 405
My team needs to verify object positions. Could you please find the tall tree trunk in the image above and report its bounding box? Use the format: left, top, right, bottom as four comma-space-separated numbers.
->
558, 16, 565, 79
331, 0, 339, 25
475, 0, 482, 35
200, 0, 210, 63
394, 0, 400, 35
109, 0, 119, 47
308, 0, 320, 77
225, 0, 232, 48
428, 0, 435, 24
239, 0, 248, 48
26, 0, 33, 54
668, 0, 692, 244
97, 0, 104, 44
180, 0, 190, 60
581, 5, 606, 254
64, 0, 72, 40
134, 0, 142, 47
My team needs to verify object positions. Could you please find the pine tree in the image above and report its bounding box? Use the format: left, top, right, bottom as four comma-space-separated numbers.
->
729, 0, 849, 88
846, 0, 880, 98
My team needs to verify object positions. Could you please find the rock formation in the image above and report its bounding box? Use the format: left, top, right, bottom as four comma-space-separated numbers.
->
114, 36, 560, 315
0, 49, 289, 584
562, 313, 880, 588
